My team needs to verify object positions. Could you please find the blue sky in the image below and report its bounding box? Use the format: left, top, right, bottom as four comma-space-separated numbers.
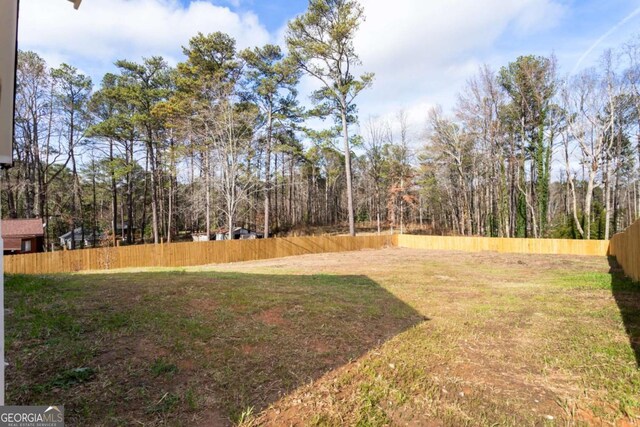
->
207, 0, 309, 32
494, 0, 640, 72
17, 0, 640, 129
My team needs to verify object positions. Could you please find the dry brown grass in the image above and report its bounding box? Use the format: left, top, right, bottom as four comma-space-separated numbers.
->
6, 247, 639, 426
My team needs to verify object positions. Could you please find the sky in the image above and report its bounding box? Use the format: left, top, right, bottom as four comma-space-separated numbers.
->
16, 0, 640, 132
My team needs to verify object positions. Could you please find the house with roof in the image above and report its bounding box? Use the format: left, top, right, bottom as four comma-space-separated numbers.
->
58, 227, 103, 249
2, 218, 45, 255
214, 227, 264, 241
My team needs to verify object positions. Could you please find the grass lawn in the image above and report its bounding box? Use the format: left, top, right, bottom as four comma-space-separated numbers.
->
5, 247, 640, 426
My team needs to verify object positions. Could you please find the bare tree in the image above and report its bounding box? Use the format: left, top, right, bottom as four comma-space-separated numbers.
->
562, 68, 614, 239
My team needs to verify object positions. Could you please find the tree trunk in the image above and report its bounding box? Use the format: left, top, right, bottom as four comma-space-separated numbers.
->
604, 152, 611, 240
110, 139, 118, 246
147, 130, 159, 244
92, 160, 97, 247
205, 149, 211, 240
274, 152, 279, 230
584, 168, 597, 240
341, 106, 356, 236
126, 140, 134, 244
141, 150, 150, 244
264, 108, 272, 238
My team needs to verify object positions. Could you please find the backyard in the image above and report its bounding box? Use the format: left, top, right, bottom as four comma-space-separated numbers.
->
5, 247, 640, 426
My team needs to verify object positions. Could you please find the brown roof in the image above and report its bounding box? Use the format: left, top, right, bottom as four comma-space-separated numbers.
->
3, 237, 22, 251
2, 219, 44, 238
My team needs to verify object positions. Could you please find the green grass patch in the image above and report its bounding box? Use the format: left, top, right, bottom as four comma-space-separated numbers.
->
151, 359, 178, 377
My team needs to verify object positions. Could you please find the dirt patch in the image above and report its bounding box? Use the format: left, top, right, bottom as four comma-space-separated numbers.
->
255, 307, 289, 327
178, 358, 195, 371
136, 338, 167, 357
309, 338, 331, 354
94, 335, 168, 367
240, 344, 255, 355
190, 298, 219, 312
192, 408, 229, 427
452, 348, 564, 419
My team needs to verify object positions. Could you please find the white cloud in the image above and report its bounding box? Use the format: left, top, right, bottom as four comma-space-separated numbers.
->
352, 0, 567, 127
18, 0, 270, 77
18, 0, 569, 134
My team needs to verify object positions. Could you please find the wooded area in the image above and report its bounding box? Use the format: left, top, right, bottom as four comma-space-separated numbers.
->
4, 0, 640, 249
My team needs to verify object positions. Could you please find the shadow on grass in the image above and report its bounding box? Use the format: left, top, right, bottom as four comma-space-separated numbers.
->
608, 256, 640, 368
5, 271, 427, 426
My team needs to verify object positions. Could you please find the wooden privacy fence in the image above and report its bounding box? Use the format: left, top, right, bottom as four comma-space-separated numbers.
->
610, 220, 640, 282
4, 235, 394, 274
395, 234, 610, 257
3, 232, 630, 275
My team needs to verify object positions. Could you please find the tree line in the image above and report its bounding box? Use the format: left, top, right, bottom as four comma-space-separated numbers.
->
4, 0, 640, 249
419, 45, 640, 240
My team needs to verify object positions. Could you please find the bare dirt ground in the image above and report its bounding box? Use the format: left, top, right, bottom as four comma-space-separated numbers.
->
5, 247, 639, 426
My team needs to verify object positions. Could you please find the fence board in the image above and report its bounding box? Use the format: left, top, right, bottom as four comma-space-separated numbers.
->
4, 235, 394, 275
396, 235, 610, 257
610, 220, 640, 282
